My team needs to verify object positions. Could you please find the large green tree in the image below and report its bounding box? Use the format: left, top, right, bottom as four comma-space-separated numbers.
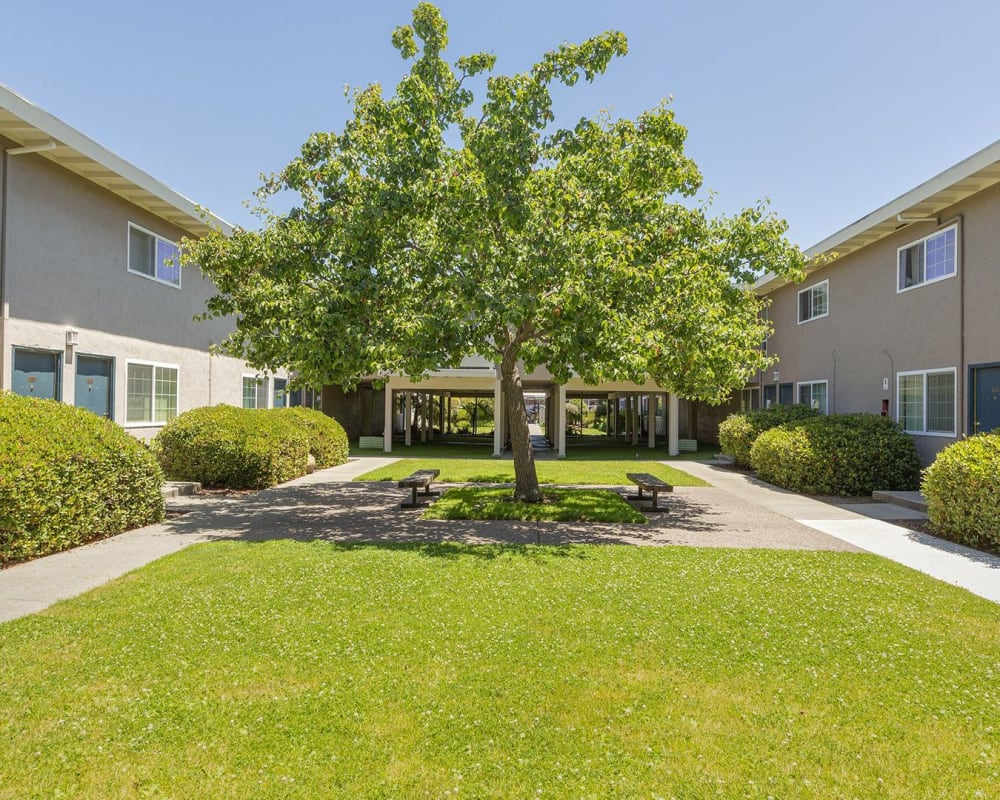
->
187, 3, 806, 502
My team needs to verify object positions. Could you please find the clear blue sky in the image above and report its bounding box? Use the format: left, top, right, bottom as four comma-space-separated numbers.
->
5, 0, 1000, 248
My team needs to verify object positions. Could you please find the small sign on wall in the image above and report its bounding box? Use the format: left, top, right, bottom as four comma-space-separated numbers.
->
883, 377, 889, 391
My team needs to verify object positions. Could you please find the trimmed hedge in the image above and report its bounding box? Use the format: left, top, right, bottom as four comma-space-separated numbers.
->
154, 405, 309, 489
718, 404, 820, 467
750, 413, 920, 496
923, 434, 1000, 552
275, 407, 349, 468
0, 393, 165, 565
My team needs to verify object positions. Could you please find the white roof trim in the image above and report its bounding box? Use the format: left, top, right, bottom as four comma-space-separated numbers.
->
754, 136, 1000, 293
0, 83, 231, 238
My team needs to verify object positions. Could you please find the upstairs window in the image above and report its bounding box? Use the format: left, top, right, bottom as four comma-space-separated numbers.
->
897, 226, 957, 292
128, 223, 181, 287
797, 280, 828, 323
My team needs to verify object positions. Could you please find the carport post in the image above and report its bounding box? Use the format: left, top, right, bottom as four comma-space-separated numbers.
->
647, 393, 656, 449
557, 384, 566, 458
404, 391, 412, 447
668, 393, 680, 456
493, 379, 504, 456
383, 386, 393, 452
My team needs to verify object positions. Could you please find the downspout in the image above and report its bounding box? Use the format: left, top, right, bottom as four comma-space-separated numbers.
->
956, 215, 965, 436
831, 350, 837, 413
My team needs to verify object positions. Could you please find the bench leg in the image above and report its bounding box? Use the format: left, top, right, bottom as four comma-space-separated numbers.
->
422, 484, 440, 497
401, 485, 420, 508
644, 490, 668, 513
628, 486, 645, 502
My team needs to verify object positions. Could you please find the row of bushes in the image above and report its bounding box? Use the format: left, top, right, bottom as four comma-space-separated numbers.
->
154, 405, 349, 489
720, 405, 1000, 551
1, 394, 165, 565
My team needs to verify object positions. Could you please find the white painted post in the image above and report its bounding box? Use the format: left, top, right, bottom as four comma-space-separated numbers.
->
383, 385, 393, 452
668, 392, 680, 456
404, 391, 412, 447
647, 392, 656, 449
493, 378, 504, 456
557, 384, 567, 458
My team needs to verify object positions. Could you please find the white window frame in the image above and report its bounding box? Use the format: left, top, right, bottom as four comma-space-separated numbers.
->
796, 380, 828, 414
127, 222, 182, 289
797, 279, 829, 324
896, 367, 957, 437
896, 224, 958, 294
124, 359, 179, 427
242, 374, 269, 409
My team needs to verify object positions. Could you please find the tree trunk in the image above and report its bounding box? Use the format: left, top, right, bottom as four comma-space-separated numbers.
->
500, 352, 542, 503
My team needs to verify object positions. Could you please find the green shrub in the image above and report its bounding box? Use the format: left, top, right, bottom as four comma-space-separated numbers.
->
0, 393, 164, 564
718, 404, 820, 467
273, 407, 349, 468
154, 405, 309, 489
923, 434, 1000, 551
750, 413, 920, 496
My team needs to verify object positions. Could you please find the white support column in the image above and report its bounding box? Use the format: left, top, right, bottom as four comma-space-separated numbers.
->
493, 379, 504, 456
631, 394, 639, 446
383, 386, 393, 452
647, 392, 656, 449
668, 392, 680, 456
404, 391, 412, 447
557, 383, 567, 458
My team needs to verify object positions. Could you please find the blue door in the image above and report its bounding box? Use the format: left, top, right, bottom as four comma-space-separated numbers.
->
75, 356, 113, 419
971, 365, 1000, 434
12, 349, 60, 399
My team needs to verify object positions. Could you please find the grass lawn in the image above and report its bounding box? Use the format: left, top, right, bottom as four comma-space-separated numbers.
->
354, 457, 706, 486
1, 542, 998, 798
424, 487, 646, 523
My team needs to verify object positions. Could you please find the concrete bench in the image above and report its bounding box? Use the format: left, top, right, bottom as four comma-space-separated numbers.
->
398, 469, 440, 508
626, 472, 673, 512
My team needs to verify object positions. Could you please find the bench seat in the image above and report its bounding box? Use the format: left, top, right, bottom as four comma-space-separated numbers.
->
625, 472, 673, 512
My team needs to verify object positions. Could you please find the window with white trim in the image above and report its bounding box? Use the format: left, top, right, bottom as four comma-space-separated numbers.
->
897, 226, 957, 292
128, 223, 181, 287
242, 375, 269, 409
126, 362, 178, 424
797, 380, 828, 414
797, 280, 828, 323
897, 368, 955, 435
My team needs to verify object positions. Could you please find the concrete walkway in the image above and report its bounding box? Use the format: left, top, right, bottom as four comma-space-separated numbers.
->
2, 455, 997, 622
670, 460, 1000, 605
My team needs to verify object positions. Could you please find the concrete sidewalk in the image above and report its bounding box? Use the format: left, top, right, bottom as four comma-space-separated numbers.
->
670, 460, 1000, 605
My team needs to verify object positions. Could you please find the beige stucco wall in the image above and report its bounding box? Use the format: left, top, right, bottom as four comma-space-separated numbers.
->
763, 182, 1000, 463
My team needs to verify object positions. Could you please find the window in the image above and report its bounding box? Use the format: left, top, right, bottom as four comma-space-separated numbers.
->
128, 223, 181, 287
897, 226, 957, 292
273, 377, 287, 408
289, 387, 321, 410
242, 375, 269, 409
797, 380, 828, 414
126, 362, 178, 424
897, 368, 955, 435
797, 280, 828, 323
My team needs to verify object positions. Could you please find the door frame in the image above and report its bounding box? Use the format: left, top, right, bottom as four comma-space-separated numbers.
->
75, 353, 116, 420
968, 361, 1000, 436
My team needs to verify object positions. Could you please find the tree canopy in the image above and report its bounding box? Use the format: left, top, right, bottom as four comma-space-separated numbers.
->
186, 3, 807, 501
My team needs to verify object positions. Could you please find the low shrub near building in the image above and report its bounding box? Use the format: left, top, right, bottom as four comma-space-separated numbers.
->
0, 393, 164, 564
154, 405, 309, 489
750, 413, 920, 496
923, 434, 1000, 552
718, 404, 820, 467
274, 407, 349, 468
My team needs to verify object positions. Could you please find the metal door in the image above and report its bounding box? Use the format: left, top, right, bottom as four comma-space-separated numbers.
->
75, 356, 113, 419
12, 349, 60, 399
971, 365, 1000, 434
779, 382, 793, 405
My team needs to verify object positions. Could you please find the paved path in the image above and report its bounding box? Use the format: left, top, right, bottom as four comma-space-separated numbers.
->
669, 460, 1000, 605
2, 456, 997, 622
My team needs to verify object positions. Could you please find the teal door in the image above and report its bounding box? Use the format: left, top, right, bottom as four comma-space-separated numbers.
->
12, 349, 60, 399
971, 365, 1000, 434
75, 356, 113, 419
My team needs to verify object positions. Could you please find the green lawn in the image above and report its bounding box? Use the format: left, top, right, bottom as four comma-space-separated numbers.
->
425, 487, 646, 523
2, 542, 998, 798
354, 458, 707, 486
